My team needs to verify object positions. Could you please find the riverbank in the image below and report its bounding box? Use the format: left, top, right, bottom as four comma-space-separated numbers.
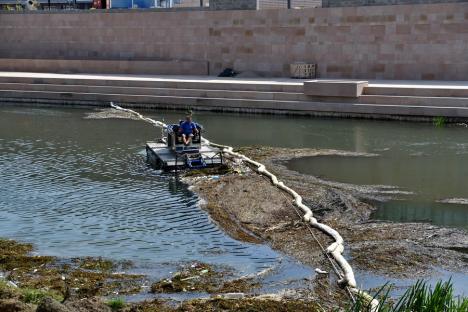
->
187, 146, 468, 293
1, 72, 468, 121
2, 106, 467, 311
0, 238, 323, 312
3, 145, 465, 311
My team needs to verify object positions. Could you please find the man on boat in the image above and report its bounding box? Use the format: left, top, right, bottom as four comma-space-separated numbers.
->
178, 114, 199, 146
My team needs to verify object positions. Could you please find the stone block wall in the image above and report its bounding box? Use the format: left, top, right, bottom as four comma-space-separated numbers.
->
322, 0, 468, 7
1, 2, 468, 80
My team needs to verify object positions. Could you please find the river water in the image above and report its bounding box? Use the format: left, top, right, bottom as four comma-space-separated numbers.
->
0, 105, 314, 294
1, 105, 467, 297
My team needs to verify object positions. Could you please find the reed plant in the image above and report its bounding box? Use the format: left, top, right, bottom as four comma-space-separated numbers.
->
347, 279, 467, 312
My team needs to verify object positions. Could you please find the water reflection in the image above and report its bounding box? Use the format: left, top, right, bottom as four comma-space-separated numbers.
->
0, 106, 294, 276
372, 201, 468, 228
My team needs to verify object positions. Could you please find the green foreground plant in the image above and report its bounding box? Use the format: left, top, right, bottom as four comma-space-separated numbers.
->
106, 297, 126, 311
347, 279, 468, 312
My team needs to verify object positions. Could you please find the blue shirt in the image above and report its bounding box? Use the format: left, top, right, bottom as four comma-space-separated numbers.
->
180, 121, 197, 135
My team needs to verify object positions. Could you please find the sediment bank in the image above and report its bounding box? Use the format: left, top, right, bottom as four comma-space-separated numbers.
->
187, 146, 468, 286
0, 238, 322, 311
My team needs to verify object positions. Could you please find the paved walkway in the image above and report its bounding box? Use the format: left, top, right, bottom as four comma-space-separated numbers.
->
1, 71, 468, 89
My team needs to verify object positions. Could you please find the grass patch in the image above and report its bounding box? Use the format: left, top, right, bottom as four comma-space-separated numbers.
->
21, 288, 63, 304
433, 116, 447, 127
106, 297, 126, 311
347, 279, 468, 312
21, 289, 47, 304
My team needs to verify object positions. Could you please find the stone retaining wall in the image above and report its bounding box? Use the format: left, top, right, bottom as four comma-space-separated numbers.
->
1, 3, 467, 79
322, 0, 468, 7
0, 58, 209, 75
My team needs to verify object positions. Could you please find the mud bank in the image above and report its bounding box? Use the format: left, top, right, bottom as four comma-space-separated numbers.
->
187, 147, 468, 299
0, 238, 321, 312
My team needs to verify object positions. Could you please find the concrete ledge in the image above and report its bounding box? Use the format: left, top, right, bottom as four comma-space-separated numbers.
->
304, 80, 369, 98
0, 72, 305, 92
2, 90, 468, 119
0, 59, 209, 76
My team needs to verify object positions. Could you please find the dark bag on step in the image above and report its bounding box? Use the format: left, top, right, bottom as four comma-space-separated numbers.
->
218, 68, 238, 77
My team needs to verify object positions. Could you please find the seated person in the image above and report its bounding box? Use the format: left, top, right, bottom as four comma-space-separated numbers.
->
178, 115, 199, 146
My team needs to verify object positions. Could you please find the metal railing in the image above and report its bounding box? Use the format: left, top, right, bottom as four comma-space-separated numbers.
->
259, 0, 321, 9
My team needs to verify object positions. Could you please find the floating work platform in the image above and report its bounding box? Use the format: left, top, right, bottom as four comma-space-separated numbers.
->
146, 141, 223, 171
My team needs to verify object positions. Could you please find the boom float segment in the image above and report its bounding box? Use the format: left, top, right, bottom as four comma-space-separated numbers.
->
110, 102, 379, 310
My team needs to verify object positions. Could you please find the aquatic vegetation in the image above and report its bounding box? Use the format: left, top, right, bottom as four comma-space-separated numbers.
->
129, 298, 320, 312
77, 257, 115, 271
0, 279, 21, 299
150, 262, 260, 294
347, 280, 468, 312
216, 278, 260, 294
433, 116, 447, 127
0, 237, 146, 303
106, 297, 126, 310
177, 298, 320, 312
151, 262, 221, 293
0, 238, 33, 257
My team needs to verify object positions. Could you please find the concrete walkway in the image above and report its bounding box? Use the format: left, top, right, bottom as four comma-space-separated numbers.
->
1, 71, 468, 120
0, 72, 307, 86
2, 71, 468, 88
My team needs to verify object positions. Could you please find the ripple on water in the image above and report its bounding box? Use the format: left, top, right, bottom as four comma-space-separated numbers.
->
0, 134, 281, 276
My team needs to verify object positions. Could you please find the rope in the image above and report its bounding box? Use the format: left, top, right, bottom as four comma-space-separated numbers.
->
255, 166, 347, 286
109, 102, 379, 310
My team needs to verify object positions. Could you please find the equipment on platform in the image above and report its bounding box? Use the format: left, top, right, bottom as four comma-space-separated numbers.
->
146, 121, 223, 172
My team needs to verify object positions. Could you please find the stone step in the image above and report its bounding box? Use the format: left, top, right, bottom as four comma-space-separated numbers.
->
0, 74, 304, 93
364, 86, 468, 98
0, 83, 308, 102
3, 83, 467, 108
359, 95, 468, 107
2, 89, 468, 118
